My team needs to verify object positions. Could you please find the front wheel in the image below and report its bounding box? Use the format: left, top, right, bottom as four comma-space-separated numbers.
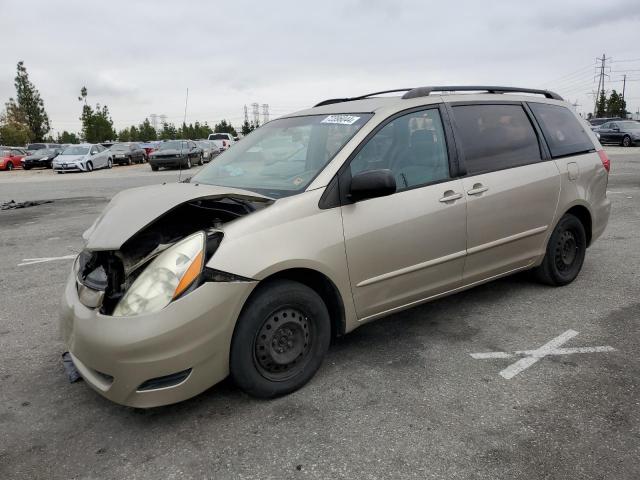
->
230, 280, 331, 398
6, 162, 13, 171
150, 164, 159, 171
86, 161, 93, 172
622, 135, 632, 147
534, 214, 586, 286
107, 158, 113, 169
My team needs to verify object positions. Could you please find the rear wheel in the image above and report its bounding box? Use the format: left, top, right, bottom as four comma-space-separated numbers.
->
184, 157, 192, 169
622, 135, 632, 147
198, 155, 204, 166
23, 165, 31, 170
230, 280, 331, 398
534, 214, 586, 286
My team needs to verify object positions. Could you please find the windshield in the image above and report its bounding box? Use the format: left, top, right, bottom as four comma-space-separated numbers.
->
62, 146, 90, 155
208, 134, 229, 140
193, 113, 372, 198
619, 121, 640, 129
158, 141, 186, 150
111, 143, 130, 151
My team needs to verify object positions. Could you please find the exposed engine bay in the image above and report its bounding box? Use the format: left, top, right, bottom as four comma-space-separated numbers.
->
76, 195, 272, 314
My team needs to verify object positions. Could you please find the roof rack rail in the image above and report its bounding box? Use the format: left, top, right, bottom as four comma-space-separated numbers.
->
401, 86, 563, 101
314, 88, 413, 107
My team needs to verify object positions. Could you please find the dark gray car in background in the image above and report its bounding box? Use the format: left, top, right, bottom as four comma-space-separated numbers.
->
594, 120, 640, 147
149, 140, 204, 171
110, 142, 147, 165
22, 147, 63, 169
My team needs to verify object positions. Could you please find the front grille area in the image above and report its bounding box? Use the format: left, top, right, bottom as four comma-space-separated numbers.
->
137, 369, 192, 392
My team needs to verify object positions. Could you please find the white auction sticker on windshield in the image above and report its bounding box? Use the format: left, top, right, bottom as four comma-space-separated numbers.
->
321, 115, 361, 125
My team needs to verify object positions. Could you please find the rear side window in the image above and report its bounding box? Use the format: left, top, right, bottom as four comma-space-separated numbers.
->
452, 104, 541, 175
528, 103, 594, 158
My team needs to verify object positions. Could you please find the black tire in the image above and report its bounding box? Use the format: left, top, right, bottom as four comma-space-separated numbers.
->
107, 158, 113, 169
534, 214, 586, 286
198, 155, 204, 166
127, 156, 132, 165
622, 135, 632, 147
6, 162, 13, 171
230, 280, 331, 398
23, 165, 31, 170
184, 157, 192, 169
86, 161, 93, 172
151, 164, 159, 171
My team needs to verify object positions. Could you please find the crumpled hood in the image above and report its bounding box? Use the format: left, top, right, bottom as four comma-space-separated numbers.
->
54, 154, 86, 163
84, 182, 271, 250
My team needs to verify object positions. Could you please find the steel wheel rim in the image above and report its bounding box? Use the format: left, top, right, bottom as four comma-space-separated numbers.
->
253, 307, 313, 381
555, 230, 577, 272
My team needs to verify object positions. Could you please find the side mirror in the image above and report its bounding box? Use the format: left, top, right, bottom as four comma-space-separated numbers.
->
349, 169, 396, 202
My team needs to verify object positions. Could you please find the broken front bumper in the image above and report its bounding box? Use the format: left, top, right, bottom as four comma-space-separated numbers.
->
59, 271, 256, 408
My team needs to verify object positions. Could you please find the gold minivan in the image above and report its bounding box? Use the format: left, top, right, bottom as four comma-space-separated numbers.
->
60, 86, 611, 407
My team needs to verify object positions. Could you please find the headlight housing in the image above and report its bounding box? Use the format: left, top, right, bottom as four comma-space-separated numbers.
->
113, 231, 206, 317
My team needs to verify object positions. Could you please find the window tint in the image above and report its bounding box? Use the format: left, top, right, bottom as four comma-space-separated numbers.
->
600, 123, 610, 129
350, 109, 450, 191
452, 104, 541, 175
529, 103, 594, 158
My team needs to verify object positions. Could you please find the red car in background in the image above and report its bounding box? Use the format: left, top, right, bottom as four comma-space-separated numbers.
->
0, 147, 27, 170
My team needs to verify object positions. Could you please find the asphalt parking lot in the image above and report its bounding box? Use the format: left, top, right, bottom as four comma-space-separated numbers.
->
0, 150, 638, 479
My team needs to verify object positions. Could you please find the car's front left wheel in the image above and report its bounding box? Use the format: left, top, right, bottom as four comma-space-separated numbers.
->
230, 280, 331, 398
622, 135, 632, 147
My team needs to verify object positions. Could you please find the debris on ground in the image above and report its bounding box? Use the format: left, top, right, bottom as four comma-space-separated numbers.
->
62, 352, 82, 383
1, 199, 53, 210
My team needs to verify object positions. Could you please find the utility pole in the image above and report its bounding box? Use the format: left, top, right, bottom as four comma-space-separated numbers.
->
593, 53, 610, 116
622, 74, 627, 101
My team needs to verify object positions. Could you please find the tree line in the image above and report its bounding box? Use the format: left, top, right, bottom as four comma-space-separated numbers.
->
589, 89, 628, 119
0, 61, 246, 146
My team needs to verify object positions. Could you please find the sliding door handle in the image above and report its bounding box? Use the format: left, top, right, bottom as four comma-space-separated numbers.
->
439, 191, 463, 203
467, 183, 488, 196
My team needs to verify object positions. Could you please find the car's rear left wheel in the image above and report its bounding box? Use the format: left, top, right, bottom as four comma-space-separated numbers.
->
534, 213, 586, 286
230, 280, 331, 398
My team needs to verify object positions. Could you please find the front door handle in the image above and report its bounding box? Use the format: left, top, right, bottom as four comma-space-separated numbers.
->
467, 183, 489, 196
439, 191, 463, 203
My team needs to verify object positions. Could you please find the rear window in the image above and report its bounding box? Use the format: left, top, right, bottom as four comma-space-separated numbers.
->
208, 134, 229, 141
451, 104, 541, 175
529, 103, 594, 158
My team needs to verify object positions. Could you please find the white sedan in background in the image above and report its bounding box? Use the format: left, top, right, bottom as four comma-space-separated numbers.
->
52, 144, 113, 173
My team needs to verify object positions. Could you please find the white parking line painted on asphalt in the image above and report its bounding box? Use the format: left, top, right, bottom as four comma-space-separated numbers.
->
470, 330, 616, 379
18, 254, 76, 266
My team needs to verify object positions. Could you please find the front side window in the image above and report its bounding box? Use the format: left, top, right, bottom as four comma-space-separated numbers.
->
452, 104, 541, 175
193, 114, 372, 198
528, 103, 594, 158
349, 108, 450, 190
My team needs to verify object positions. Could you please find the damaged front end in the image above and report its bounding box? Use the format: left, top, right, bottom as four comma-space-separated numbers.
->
75, 184, 272, 315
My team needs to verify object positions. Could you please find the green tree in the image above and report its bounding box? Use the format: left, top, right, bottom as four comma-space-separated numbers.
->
241, 119, 253, 136
129, 125, 139, 141
9, 61, 50, 141
56, 131, 80, 144
0, 121, 31, 146
138, 118, 157, 141
213, 119, 237, 137
78, 87, 116, 142
118, 127, 131, 142
159, 122, 177, 140
606, 90, 627, 117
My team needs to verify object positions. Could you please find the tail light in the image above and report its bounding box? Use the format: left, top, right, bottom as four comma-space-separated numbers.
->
597, 150, 610, 173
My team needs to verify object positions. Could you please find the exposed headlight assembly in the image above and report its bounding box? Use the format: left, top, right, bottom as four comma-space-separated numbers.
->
113, 231, 205, 317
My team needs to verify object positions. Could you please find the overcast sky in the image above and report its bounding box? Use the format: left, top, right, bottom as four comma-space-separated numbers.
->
2, 0, 640, 135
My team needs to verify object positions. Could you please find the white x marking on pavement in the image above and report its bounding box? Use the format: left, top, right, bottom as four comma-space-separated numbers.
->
18, 254, 76, 267
470, 330, 616, 379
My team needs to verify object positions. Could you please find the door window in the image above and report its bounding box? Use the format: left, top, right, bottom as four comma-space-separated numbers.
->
350, 109, 450, 190
452, 104, 541, 174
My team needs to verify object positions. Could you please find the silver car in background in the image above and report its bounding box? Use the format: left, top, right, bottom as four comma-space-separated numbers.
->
52, 144, 113, 173
196, 140, 221, 163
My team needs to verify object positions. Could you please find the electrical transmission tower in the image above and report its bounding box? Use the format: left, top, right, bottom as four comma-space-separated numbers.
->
251, 103, 260, 126
150, 114, 158, 131
244, 105, 249, 124
593, 53, 610, 116
262, 104, 270, 124
159, 114, 167, 127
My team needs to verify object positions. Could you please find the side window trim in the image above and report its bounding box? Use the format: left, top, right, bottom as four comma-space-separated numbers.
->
446, 100, 548, 177
330, 103, 459, 206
